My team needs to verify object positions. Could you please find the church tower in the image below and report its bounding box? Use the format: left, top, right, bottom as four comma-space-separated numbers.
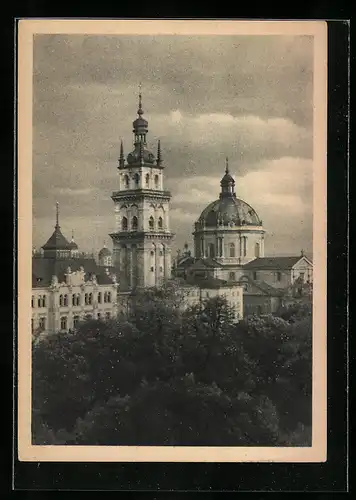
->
110, 88, 174, 291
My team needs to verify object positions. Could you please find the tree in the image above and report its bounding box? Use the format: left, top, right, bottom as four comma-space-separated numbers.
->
32, 289, 312, 446
68, 377, 281, 446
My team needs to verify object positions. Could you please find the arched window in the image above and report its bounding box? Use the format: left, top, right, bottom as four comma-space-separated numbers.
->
72, 294, 76, 306
132, 216, 138, 230
107, 291, 111, 303
76, 294, 80, 306
229, 243, 235, 257
85, 293, 88, 305
59, 294, 63, 307
255, 242, 260, 258
124, 174, 129, 188
145, 173, 150, 187
31, 296, 34, 308
158, 216, 163, 229
39, 317, 46, 331
154, 174, 159, 188
122, 216, 128, 231
63, 294, 68, 306
88, 293, 93, 305
104, 292, 107, 303
98, 292, 102, 304
134, 173, 140, 187
73, 315, 80, 328
242, 236, 247, 257
149, 216, 154, 230
208, 243, 215, 258
60, 317, 67, 331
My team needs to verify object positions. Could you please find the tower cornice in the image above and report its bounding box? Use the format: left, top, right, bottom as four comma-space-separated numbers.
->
110, 231, 175, 241
111, 189, 171, 202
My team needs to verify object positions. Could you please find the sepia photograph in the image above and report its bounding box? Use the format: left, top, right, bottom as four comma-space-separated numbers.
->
17, 20, 327, 463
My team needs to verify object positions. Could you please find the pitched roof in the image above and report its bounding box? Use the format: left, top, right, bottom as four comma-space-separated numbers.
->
237, 275, 285, 296
243, 256, 307, 270
187, 276, 231, 289
32, 257, 116, 288
176, 256, 196, 269
188, 257, 221, 270
42, 226, 72, 250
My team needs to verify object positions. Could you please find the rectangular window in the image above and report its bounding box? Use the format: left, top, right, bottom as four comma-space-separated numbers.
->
253, 271, 257, 280
105, 312, 111, 319
31, 296, 34, 308
60, 317, 67, 331
39, 317, 46, 331
31, 319, 34, 333
73, 315, 80, 328
229, 272, 235, 281
276, 272, 282, 282
97, 312, 101, 320
98, 292, 102, 304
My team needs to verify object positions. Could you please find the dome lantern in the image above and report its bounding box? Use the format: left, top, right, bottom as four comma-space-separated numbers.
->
220, 157, 236, 198
126, 84, 156, 166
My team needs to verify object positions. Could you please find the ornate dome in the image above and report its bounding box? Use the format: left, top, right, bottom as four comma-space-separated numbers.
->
198, 196, 261, 227
69, 240, 78, 250
196, 159, 262, 228
98, 245, 112, 258
127, 145, 156, 165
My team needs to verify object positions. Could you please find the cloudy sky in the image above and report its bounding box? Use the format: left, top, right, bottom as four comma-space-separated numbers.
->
32, 34, 313, 257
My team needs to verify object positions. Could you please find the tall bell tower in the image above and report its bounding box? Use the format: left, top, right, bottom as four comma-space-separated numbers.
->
110, 87, 174, 291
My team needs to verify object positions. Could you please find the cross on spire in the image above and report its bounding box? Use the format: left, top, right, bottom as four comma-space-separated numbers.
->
225, 157, 229, 174
55, 202, 60, 228
138, 82, 143, 116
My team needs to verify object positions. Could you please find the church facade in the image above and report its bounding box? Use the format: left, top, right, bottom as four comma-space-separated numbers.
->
109, 92, 173, 291
175, 164, 313, 316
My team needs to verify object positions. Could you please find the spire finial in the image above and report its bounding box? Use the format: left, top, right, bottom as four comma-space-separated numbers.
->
119, 139, 125, 168
225, 156, 229, 174
55, 202, 60, 228
71, 229, 74, 241
157, 139, 162, 165
301, 249, 304, 257
138, 82, 143, 116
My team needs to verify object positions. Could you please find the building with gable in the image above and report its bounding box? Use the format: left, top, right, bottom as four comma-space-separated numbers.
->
31, 203, 118, 336
174, 164, 313, 316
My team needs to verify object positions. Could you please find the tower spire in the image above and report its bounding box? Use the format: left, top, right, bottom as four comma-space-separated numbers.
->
71, 229, 74, 242
55, 202, 60, 228
225, 156, 229, 174
138, 82, 143, 116
119, 139, 125, 168
157, 139, 162, 166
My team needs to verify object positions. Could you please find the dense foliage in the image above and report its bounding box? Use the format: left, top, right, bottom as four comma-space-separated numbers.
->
32, 285, 312, 446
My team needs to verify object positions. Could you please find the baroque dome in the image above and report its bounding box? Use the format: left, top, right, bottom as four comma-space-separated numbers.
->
98, 246, 112, 258
198, 196, 262, 227
127, 145, 156, 165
